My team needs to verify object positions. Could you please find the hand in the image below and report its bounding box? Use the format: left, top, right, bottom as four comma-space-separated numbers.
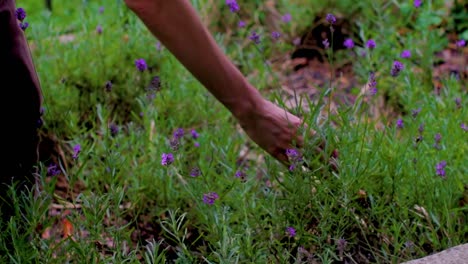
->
237, 98, 305, 165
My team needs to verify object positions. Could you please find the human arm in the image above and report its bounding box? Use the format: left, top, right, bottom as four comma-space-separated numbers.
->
124, 0, 303, 163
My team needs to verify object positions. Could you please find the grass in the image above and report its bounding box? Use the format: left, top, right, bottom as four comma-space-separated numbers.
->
1, 0, 467, 263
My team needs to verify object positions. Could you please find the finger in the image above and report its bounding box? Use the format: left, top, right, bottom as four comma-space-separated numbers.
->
271, 148, 290, 167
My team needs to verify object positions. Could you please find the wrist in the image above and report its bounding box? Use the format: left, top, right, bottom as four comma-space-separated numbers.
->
229, 83, 264, 121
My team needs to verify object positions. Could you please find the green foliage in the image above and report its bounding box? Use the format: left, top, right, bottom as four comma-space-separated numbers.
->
2, 0, 467, 263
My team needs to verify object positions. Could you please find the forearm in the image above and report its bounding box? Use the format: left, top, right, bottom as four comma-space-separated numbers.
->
124, 0, 262, 118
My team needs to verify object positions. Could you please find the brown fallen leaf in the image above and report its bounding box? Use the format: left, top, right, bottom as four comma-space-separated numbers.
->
62, 218, 74, 238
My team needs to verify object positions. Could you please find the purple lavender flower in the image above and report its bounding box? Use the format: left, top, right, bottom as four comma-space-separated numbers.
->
411, 108, 421, 118
418, 123, 424, 134
337, 238, 347, 256
15, 7, 26, 21
203, 192, 219, 205
271, 31, 281, 40
391, 60, 404, 77
161, 153, 174, 166
110, 123, 119, 137
190, 129, 199, 139
96, 25, 103, 34
105, 81, 113, 92
286, 226, 296, 237
368, 71, 377, 95
194, 142, 200, 147
249, 31, 260, 44
170, 138, 179, 151
190, 167, 201, 177
433, 133, 442, 150
47, 163, 60, 176
235, 170, 245, 178
156, 42, 162, 51
401, 50, 411, 58
225, 0, 239, 13
366, 39, 376, 49
414, 0, 422, 8
456, 39, 466, 48
322, 38, 330, 49
20, 22, 29, 31
282, 13, 292, 23
396, 119, 404, 129
72, 144, 81, 159
174, 128, 184, 139
326, 13, 336, 25
238, 20, 246, 28
293, 37, 301, 46
455, 98, 461, 108
343, 38, 354, 49
135, 58, 147, 72
286, 148, 300, 160
461, 123, 468, 132
436, 161, 447, 178
99, 6, 104, 13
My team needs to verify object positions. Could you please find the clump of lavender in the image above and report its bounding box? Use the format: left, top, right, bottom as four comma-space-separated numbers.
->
391, 60, 404, 77
203, 192, 219, 205
396, 118, 404, 129
161, 153, 174, 166
72, 144, 81, 159
282, 13, 292, 23
225, 0, 239, 13
16, 7, 26, 21
436, 161, 447, 178
400, 50, 411, 58
238, 20, 246, 28
286, 226, 296, 237
366, 39, 376, 49
249, 31, 260, 44
135, 58, 147, 72
343, 38, 354, 49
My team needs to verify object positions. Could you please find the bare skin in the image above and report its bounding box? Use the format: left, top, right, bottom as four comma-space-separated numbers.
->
124, 0, 304, 164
